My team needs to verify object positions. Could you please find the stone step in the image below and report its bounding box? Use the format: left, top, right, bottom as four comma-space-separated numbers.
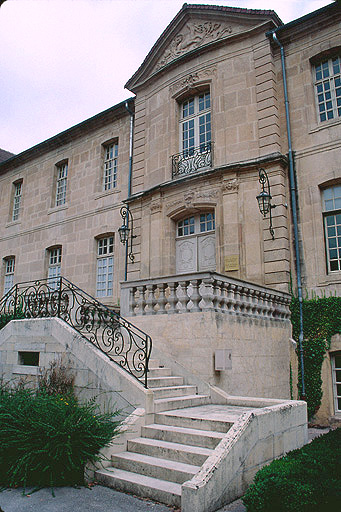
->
111, 451, 199, 484
148, 358, 160, 367
148, 375, 184, 388
142, 423, 225, 449
155, 410, 232, 433
148, 367, 172, 378
127, 437, 213, 466
95, 467, 181, 508
154, 394, 210, 412
150, 385, 197, 399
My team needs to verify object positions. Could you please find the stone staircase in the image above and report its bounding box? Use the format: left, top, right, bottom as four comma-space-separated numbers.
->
95, 359, 233, 507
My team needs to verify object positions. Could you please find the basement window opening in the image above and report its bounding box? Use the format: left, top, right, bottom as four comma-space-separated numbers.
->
18, 351, 40, 366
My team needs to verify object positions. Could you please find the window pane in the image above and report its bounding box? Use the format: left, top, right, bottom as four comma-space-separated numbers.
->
335, 355, 341, 368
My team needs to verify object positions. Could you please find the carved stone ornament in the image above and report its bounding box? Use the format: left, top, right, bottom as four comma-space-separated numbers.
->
170, 66, 217, 95
150, 201, 162, 213
196, 190, 218, 200
223, 178, 239, 192
156, 22, 233, 71
184, 191, 195, 203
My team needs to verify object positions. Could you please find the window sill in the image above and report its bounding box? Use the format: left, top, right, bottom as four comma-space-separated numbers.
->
5, 219, 21, 228
309, 117, 341, 134
48, 204, 69, 215
94, 188, 121, 200
12, 365, 40, 375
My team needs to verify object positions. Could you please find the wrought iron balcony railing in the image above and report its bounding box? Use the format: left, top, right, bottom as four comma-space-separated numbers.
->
0, 277, 152, 388
172, 142, 213, 178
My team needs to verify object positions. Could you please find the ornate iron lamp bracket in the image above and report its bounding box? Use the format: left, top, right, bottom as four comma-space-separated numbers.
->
119, 205, 136, 263
256, 168, 277, 240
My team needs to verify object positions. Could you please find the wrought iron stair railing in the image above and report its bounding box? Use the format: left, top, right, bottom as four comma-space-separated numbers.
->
0, 277, 152, 388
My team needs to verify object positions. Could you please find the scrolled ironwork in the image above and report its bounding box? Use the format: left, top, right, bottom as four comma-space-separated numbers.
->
0, 277, 152, 388
172, 142, 213, 178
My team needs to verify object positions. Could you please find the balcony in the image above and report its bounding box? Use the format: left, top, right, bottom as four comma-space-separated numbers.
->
172, 142, 213, 179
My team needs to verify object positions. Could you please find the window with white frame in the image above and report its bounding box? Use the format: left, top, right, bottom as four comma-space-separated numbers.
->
315, 55, 341, 122
103, 143, 118, 191
96, 236, 114, 297
4, 257, 15, 294
48, 247, 62, 289
55, 162, 68, 206
331, 352, 341, 414
12, 181, 22, 221
322, 185, 341, 272
180, 91, 211, 155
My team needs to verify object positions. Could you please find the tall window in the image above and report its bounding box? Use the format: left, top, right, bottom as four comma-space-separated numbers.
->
48, 247, 62, 289
4, 257, 15, 294
180, 91, 211, 155
332, 352, 341, 414
96, 236, 114, 297
176, 212, 216, 274
12, 181, 22, 221
315, 56, 341, 122
55, 162, 68, 206
323, 185, 341, 272
103, 143, 118, 191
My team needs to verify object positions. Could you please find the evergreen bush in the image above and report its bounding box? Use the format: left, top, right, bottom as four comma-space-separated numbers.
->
242, 428, 341, 512
0, 382, 121, 488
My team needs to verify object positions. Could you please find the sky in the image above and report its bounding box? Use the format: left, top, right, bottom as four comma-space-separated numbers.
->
0, 0, 333, 155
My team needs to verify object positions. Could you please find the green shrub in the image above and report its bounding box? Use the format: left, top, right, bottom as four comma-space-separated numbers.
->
0, 383, 121, 488
0, 309, 25, 330
242, 428, 341, 512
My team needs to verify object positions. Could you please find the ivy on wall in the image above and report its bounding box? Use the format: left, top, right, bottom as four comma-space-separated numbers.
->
290, 296, 341, 419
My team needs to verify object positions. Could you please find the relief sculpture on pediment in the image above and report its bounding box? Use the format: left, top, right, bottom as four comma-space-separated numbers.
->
156, 22, 232, 71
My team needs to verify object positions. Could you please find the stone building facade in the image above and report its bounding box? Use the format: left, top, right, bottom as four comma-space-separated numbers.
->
0, 3, 340, 422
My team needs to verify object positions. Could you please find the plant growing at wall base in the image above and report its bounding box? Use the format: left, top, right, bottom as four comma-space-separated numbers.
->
290, 296, 341, 419
242, 428, 341, 512
0, 382, 121, 489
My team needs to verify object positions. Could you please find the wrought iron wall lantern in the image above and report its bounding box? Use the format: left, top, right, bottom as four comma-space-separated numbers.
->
256, 168, 277, 240
118, 206, 136, 263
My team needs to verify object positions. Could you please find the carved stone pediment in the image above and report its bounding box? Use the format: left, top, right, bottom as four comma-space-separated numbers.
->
156, 21, 233, 71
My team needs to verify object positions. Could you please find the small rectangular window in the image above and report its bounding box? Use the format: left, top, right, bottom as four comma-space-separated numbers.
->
12, 181, 22, 221
315, 56, 341, 122
55, 163, 68, 206
103, 143, 118, 191
18, 351, 40, 366
96, 236, 114, 297
4, 257, 15, 294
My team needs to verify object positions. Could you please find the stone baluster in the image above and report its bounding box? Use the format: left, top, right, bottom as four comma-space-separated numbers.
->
136, 285, 146, 315
167, 282, 177, 314
177, 281, 189, 313
129, 287, 137, 315
156, 283, 167, 315
145, 284, 156, 315
234, 285, 242, 314
189, 279, 201, 312
250, 289, 258, 316
212, 279, 223, 312
220, 282, 228, 313
200, 277, 214, 310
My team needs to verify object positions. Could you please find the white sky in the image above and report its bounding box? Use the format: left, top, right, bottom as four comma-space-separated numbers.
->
0, 0, 333, 154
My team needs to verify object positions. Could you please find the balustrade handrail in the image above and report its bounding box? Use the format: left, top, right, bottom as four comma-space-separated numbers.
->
120, 271, 291, 320
0, 277, 152, 388
172, 142, 213, 178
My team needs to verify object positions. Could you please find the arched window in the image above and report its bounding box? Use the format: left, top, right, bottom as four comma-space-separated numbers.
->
175, 212, 215, 274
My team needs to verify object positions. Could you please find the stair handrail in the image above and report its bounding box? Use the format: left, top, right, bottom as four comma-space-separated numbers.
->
0, 277, 152, 388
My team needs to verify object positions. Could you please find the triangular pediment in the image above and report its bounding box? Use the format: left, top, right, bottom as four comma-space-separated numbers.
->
125, 5, 281, 92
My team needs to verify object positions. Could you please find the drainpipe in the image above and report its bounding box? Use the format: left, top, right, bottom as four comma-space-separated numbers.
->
271, 31, 306, 400
123, 101, 134, 281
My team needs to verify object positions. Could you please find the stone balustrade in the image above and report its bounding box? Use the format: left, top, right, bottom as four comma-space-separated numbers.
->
120, 272, 291, 320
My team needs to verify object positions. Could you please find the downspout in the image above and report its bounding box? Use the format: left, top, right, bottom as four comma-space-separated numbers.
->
271, 31, 306, 399
123, 101, 134, 281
